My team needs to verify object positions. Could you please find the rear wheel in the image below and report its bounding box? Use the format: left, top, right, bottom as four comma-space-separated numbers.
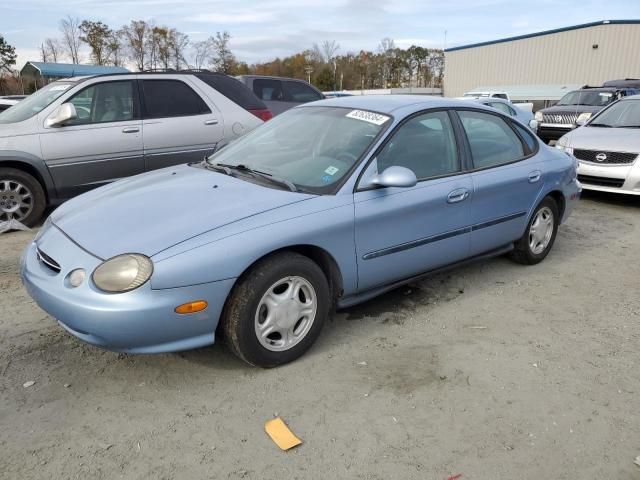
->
221, 252, 330, 367
0, 168, 46, 227
510, 196, 559, 265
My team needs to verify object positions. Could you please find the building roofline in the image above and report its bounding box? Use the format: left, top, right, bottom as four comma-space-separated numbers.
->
444, 19, 640, 52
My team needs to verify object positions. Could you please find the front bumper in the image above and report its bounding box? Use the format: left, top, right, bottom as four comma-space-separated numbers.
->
20, 225, 236, 353
576, 160, 640, 195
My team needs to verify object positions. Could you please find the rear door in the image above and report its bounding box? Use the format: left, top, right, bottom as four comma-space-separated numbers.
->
455, 109, 545, 256
140, 77, 224, 171
39, 79, 144, 198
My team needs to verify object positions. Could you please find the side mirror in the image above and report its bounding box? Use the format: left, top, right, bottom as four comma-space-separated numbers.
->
528, 119, 539, 131
46, 103, 77, 127
361, 166, 417, 189
575, 118, 587, 127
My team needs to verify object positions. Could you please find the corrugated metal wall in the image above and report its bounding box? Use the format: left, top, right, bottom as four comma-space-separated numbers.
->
444, 24, 640, 97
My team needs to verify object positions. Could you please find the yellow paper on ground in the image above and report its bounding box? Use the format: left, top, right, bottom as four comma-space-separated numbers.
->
264, 417, 302, 450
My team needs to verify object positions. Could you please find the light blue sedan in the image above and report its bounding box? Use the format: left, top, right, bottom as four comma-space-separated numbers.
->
21, 96, 581, 367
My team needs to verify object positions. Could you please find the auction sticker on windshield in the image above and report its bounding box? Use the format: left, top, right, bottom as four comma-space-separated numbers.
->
50, 85, 71, 91
346, 110, 390, 125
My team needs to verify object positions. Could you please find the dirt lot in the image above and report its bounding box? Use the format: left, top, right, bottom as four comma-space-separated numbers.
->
1, 191, 639, 480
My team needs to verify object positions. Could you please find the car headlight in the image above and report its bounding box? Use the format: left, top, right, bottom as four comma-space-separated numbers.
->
534, 111, 543, 121
92, 254, 153, 293
555, 136, 573, 155
576, 112, 591, 124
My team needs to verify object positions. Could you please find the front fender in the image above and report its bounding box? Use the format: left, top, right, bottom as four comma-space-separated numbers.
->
0, 150, 58, 201
150, 197, 358, 295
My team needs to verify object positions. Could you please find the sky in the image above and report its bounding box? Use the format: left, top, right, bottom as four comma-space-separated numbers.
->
2, 0, 640, 68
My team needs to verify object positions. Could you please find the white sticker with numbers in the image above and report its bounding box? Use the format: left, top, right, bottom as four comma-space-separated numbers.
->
345, 110, 390, 125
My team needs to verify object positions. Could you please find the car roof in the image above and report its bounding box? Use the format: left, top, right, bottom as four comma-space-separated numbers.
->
303, 95, 479, 114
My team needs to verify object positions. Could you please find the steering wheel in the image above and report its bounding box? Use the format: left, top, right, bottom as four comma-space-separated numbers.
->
335, 152, 358, 163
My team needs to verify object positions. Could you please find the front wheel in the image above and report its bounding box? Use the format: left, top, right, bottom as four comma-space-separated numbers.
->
0, 168, 46, 227
510, 197, 559, 265
221, 252, 330, 367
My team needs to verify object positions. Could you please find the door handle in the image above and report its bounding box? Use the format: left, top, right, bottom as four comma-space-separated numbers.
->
204, 119, 219, 125
447, 188, 469, 204
122, 127, 139, 133
528, 171, 542, 183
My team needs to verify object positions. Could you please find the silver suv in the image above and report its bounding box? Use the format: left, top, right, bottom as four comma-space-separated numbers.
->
0, 72, 271, 226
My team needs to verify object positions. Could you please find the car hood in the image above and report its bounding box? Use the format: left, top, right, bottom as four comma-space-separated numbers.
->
51, 164, 315, 259
564, 126, 640, 151
541, 105, 604, 115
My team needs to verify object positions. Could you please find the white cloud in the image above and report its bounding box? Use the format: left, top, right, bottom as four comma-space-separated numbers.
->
185, 12, 275, 23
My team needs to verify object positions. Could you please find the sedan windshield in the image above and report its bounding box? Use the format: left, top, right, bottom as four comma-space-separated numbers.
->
587, 100, 640, 128
0, 82, 74, 124
556, 90, 615, 107
206, 106, 390, 193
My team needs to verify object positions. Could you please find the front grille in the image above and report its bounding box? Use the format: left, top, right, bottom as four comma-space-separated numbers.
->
542, 113, 578, 125
574, 149, 637, 165
36, 247, 61, 273
577, 174, 625, 188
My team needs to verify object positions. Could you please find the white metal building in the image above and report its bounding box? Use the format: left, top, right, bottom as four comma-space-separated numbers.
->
443, 20, 640, 99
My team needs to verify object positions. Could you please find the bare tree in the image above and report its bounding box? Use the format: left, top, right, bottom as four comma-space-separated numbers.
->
192, 39, 211, 69
313, 40, 339, 63
122, 20, 150, 71
40, 43, 49, 62
171, 30, 189, 70
210, 31, 235, 73
60, 15, 82, 63
44, 38, 62, 62
108, 30, 127, 67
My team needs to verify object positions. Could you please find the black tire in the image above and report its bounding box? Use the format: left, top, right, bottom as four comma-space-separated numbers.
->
510, 196, 559, 265
221, 251, 330, 367
0, 167, 46, 227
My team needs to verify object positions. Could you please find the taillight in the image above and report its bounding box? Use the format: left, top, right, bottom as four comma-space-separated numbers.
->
249, 108, 273, 122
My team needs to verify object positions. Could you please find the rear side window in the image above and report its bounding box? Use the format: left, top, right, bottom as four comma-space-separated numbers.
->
458, 110, 525, 169
253, 79, 285, 101
487, 102, 515, 116
142, 80, 210, 119
284, 81, 323, 103
196, 74, 266, 110
492, 93, 508, 100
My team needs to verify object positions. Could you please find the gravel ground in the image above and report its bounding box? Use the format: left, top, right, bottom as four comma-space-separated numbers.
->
1, 191, 639, 480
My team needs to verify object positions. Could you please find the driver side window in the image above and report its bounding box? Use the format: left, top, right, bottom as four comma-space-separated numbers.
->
376, 111, 459, 180
67, 81, 135, 125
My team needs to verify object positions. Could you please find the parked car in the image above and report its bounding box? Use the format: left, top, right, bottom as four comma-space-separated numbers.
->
0, 95, 27, 112
324, 92, 354, 98
602, 79, 640, 89
556, 94, 640, 195
236, 75, 325, 116
21, 95, 580, 367
458, 96, 534, 128
534, 86, 639, 143
463, 90, 511, 101
0, 72, 270, 226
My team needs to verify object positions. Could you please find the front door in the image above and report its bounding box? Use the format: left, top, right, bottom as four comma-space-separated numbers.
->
354, 110, 472, 292
39, 79, 144, 199
140, 78, 223, 171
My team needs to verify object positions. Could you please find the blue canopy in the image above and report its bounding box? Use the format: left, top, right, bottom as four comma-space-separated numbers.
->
21, 62, 129, 78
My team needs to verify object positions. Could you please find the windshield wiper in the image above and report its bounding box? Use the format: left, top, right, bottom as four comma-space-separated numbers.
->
216, 163, 298, 192
203, 162, 233, 176
588, 123, 612, 128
